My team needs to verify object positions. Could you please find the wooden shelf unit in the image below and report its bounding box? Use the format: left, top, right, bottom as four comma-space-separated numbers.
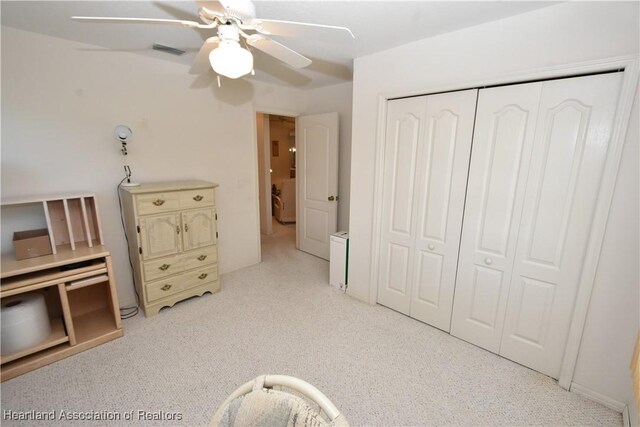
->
1, 246, 123, 381
1, 192, 122, 382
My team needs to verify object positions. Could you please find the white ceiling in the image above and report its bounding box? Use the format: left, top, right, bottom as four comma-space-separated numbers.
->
1, 1, 558, 89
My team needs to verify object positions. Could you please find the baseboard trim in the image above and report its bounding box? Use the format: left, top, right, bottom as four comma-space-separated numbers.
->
570, 382, 626, 413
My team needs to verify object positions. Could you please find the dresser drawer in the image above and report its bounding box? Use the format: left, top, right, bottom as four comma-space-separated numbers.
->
182, 246, 217, 271
180, 188, 215, 210
143, 255, 185, 282
182, 266, 218, 291
145, 276, 182, 303
136, 192, 180, 215
143, 247, 215, 282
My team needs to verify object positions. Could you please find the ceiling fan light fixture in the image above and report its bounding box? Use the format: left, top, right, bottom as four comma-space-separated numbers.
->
209, 39, 253, 79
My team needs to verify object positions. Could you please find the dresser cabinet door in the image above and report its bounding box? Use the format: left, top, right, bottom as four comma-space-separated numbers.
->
139, 214, 182, 260
181, 208, 217, 251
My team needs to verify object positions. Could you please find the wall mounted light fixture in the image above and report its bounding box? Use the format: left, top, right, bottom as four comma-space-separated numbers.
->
114, 125, 140, 187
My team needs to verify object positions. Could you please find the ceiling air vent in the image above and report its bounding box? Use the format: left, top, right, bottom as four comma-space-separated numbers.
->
152, 44, 185, 56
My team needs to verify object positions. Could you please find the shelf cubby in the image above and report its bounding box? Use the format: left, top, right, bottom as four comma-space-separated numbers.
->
1, 194, 104, 259
66, 279, 118, 344
0, 286, 69, 365
0, 317, 69, 365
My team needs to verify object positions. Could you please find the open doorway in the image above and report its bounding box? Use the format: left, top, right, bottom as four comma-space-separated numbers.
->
256, 112, 297, 251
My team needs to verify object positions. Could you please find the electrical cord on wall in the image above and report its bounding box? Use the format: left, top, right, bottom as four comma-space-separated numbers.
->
117, 176, 140, 319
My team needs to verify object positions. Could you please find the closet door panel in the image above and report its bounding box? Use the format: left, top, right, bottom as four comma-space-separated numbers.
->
467, 265, 504, 328
377, 97, 427, 314
414, 250, 444, 306
450, 83, 542, 352
410, 89, 478, 331
500, 72, 623, 378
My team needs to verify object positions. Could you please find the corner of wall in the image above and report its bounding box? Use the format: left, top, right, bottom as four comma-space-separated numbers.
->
628, 402, 639, 427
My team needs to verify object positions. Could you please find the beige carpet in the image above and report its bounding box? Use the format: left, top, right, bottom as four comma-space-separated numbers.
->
1, 220, 622, 426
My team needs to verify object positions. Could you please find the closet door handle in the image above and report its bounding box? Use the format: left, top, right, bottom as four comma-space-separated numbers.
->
428, 244, 435, 250
176, 225, 181, 234
193, 195, 203, 201
184, 224, 189, 232
484, 257, 493, 266
153, 199, 165, 206
197, 255, 207, 261
328, 196, 335, 201
158, 264, 170, 271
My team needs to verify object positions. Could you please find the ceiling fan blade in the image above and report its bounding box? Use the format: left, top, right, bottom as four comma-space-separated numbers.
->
246, 35, 311, 69
196, 0, 231, 11
250, 19, 354, 43
71, 16, 202, 28
189, 37, 220, 74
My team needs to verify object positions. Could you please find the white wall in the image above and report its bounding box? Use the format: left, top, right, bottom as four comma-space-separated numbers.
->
1, 26, 306, 306
303, 82, 353, 231
347, 0, 638, 415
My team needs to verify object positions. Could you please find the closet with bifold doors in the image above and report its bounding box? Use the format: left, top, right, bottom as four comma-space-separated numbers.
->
376, 72, 624, 379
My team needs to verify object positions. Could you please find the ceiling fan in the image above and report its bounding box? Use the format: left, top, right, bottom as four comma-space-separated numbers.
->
72, 0, 355, 80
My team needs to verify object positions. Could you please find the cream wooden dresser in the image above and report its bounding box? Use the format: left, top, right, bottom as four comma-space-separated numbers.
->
119, 181, 220, 316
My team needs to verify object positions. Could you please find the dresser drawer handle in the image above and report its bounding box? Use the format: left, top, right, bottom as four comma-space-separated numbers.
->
152, 199, 165, 206
176, 225, 181, 234
197, 255, 207, 261
198, 273, 208, 280
158, 264, 170, 271
184, 224, 189, 232
193, 195, 204, 201
161, 284, 172, 291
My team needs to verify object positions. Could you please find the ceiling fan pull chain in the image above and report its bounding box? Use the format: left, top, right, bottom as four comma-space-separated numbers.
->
217, 75, 222, 88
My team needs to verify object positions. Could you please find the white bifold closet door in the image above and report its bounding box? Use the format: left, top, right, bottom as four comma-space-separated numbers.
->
450, 72, 623, 378
377, 89, 477, 331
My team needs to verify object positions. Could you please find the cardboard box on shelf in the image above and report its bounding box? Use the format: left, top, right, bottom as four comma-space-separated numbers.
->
13, 229, 52, 260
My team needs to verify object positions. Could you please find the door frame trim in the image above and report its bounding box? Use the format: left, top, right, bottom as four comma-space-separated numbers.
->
368, 54, 639, 389
252, 108, 300, 261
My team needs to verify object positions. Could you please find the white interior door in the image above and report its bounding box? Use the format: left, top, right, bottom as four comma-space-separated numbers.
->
377, 90, 477, 331
409, 89, 477, 331
297, 112, 339, 260
377, 96, 426, 314
451, 73, 623, 378
450, 82, 542, 352
499, 72, 623, 378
